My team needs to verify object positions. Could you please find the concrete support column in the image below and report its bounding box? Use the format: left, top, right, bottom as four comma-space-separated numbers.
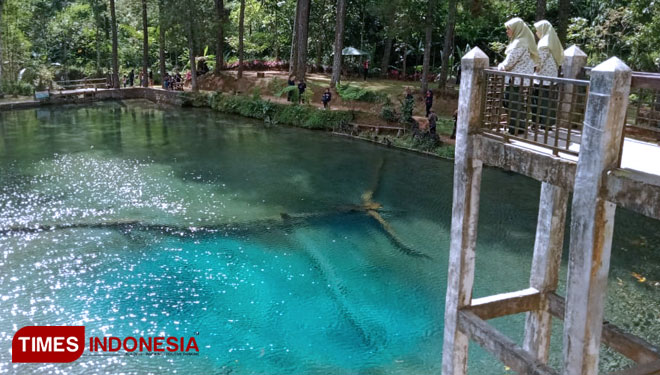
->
523, 182, 568, 362
559, 46, 588, 128
562, 57, 632, 375
441, 47, 489, 375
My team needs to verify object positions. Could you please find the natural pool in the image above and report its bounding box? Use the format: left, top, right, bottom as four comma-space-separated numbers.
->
0, 100, 658, 374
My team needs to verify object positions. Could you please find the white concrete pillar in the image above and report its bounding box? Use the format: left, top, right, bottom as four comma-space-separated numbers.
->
562, 57, 632, 375
523, 182, 568, 362
441, 47, 489, 375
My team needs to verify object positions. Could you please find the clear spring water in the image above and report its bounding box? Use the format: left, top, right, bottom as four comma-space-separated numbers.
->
0, 100, 658, 374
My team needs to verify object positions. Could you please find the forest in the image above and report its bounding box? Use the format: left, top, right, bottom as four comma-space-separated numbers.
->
0, 0, 659, 96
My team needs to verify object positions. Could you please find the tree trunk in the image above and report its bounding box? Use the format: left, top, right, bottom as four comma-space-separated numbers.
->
96, 25, 101, 74
438, 0, 457, 89
0, 0, 4, 96
214, 0, 225, 72
237, 0, 245, 79
158, 0, 166, 88
289, 3, 298, 75
186, 16, 197, 91
330, 0, 346, 87
381, 38, 392, 77
295, 0, 311, 81
557, 0, 571, 44
142, 0, 149, 87
110, 0, 119, 88
421, 0, 434, 92
536, 0, 547, 21
402, 44, 407, 80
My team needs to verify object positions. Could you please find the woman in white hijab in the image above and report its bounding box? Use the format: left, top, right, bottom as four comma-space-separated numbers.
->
534, 20, 563, 80
533, 20, 563, 129
498, 18, 539, 135
498, 17, 539, 84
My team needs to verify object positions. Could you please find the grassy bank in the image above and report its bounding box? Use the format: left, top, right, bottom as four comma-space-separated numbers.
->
179, 90, 455, 159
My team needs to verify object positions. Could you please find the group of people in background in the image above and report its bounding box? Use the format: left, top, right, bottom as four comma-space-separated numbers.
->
122, 69, 154, 88
163, 71, 185, 91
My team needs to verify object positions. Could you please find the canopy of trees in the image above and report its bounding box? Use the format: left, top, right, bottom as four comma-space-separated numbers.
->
0, 0, 658, 95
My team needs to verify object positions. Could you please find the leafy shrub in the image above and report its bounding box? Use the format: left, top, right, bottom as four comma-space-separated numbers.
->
400, 97, 414, 124
276, 85, 299, 103
380, 101, 399, 122
336, 83, 387, 103
1, 81, 34, 96
303, 108, 353, 129
267, 77, 288, 95
209, 91, 353, 130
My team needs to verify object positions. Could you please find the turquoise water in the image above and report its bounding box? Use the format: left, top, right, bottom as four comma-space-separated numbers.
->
0, 100, 658, 374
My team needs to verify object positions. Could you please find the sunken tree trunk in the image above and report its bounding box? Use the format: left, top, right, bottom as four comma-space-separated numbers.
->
557, 0, 571, 44
142, 0, 149, 87
110, 0, 119, 88
214, 0, 225, 72
237, 0, 245, 79
421, 0, 434, 92
330, 0, 346, 88
536, 0, 547, 21
158, 0, 166, 88
295, 0, 311, 81
438, 0, 457, 89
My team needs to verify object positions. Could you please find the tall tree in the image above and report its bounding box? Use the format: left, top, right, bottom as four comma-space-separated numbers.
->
438, 0, 457, 89
214, 0, 225, 73
557, 0, 571, 44
295, 0, 311, 80
109, 0, 119, 88
158, 0, 166, 88
289, 0, 300, 75
141, 0, 149, 87
330, 0, 346, 88
237, 0, 245, 78
421, 0, 434, 93
0, 0, 3, 97
380, 9, 396, 78
536, 0, 547, 21
185, 2, 197, 91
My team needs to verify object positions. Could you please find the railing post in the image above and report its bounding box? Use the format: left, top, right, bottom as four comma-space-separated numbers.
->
562, 57, 631, 375
559, 46, 588, 128
442, 47, 488, 375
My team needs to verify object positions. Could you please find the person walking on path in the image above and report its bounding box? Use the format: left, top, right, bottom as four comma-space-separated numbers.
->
498, 17, 538, 135
425, 90, 434, 117
532, 20, 563, 129
363, 60, 369, 81
298, 80, 307, 104
428, 109, 438, 135
322, 88, 332, 109
287, 75, 295, 102
129, 69, 135, 87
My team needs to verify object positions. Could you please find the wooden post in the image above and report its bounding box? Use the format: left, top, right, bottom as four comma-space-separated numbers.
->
562, 57, 631, 375
441, 47, 488, 375
523, 182, 568, 362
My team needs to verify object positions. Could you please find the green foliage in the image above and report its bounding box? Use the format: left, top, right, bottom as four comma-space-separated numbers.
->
399, 97, 414, 124
267, 77, 287, 95
1, 81, 34, 96
380, 101, 399, 122
336, 83, 386, 103
209, 91, 353, 130
276, 85, 300, 103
